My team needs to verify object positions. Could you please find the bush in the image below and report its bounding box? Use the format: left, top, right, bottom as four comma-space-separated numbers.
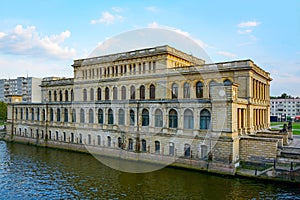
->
0, 102, 7, 121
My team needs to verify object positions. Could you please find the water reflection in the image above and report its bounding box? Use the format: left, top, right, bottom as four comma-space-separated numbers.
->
0, 141, 300, 199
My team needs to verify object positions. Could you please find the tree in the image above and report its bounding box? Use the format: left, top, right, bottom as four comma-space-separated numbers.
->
280, 93, 288, 98
0, 102, 7, 121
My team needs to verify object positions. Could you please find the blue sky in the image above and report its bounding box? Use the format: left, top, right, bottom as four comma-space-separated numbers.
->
0, 0, 299, 96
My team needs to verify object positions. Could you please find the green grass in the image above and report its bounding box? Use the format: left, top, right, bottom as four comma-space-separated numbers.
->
0, 121, 5, 126
270, 122, 300, 135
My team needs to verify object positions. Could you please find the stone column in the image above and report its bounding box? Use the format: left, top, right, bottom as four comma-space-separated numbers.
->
252, 79, 256, 99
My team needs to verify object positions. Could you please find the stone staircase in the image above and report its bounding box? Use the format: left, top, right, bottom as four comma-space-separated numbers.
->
280, 146, 300, 160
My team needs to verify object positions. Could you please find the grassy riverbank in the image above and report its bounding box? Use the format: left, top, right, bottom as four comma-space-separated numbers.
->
270, 122, 300, 135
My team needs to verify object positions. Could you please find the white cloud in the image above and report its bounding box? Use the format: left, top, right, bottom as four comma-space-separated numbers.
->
0, 25, 76, 59
147, 21, 190, 37
145, 6, 159, 12
194, 39, 210, 49
112, 7, 123, 12
90, 11, 123, 25
0, 55, 73, 78
148, 22, 159, 28
236, 21, 259, 45
0, 32, 6, 38
237, 34, 257, 47
237, 29, 253, 34
271, 72, 300, 96
147, 22, 211, 50
217, 51, 237, 58
237, 21, 261, 28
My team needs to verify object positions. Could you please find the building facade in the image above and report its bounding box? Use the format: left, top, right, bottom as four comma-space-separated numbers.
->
270, 98, 300, 121
6, 45, 278, 172
0, 77, 42, 103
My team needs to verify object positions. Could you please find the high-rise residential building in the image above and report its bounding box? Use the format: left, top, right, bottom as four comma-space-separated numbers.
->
0, 77, 42, 102
270, 98, 300, 121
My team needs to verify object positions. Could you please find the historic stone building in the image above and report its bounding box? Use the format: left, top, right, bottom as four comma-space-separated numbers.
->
6, 45, 281, 173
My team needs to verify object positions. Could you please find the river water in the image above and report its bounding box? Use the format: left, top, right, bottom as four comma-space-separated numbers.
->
0, 141, 300, 199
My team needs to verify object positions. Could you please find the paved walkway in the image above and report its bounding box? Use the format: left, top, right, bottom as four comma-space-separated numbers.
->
270, 124, 282, 130
289, 135, 300, 148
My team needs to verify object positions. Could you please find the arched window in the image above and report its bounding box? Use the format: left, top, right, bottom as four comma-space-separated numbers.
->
72, 109, 76, 122
155, 109, 163, 127
128, 138, 133, 151
118, 137, 122, 148
172, 83, 178, 99
118, 109, 125, 125
108, 109, 114, 124
57, 108, 61, 122
141, 139, 147, 152
184, 109, 194, 129
140, 85, 145, 100
169, 109, 178, 128
31, 108, 34, 121
184, 144, 191, 157
113, 87, 118, 100
200, 109, 211, 130
183, 82, 190, 98
130, 85, 135, 99
65, 90, 68, 102
54, 91, 57, 101
83, 89, 87, 101
130, 110, 135, 126
64, 108, 68, 122
209, 81, 217, 98
79, 133, 82, 144
107, 136, 111, 147
70, 133, 74, 143
121, 86, 126, 100
150, 84, 155, 99
98, 108, 103, 124
56, 131, 59, 141
71, 89, 74, 101
42, 109, 45, 121
48, 91, 52, 102
155, 141, 160, 153
97, 88, 101, 100
50, 108, 53, 122
26, 108, 29, 120
142, 109, 149, 126
224, 79, 232, 85
196, 82, 204, 98
59, 90, 63, 101
36, 108, 40, 121
80, 108, 85, 123
90, 88, 94, 101
89, 109, 94, 123
105, 87, 109, 100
